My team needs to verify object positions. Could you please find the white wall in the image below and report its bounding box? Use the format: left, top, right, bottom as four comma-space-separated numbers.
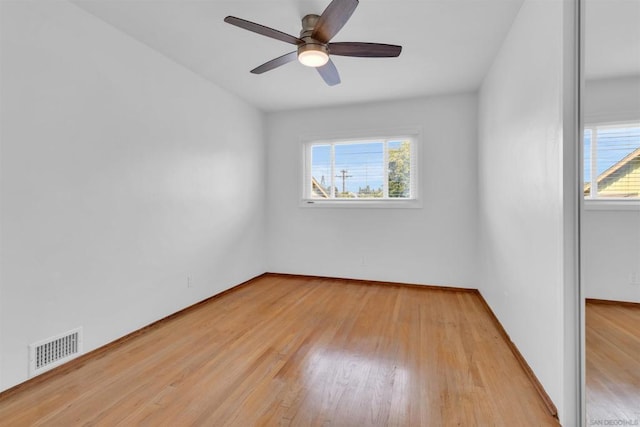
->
266, 94, 478, 288
584, 76, 640, 123
0, 1, 265, 391
583, 76, 640, 303
478, 0, 571, 422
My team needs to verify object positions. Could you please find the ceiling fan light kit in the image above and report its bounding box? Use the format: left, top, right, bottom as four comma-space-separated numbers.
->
224, 0, 402, 86
298, 45, 329, 67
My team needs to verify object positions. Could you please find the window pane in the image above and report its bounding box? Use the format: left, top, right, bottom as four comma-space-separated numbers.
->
334, 142, 384, 198
388, 140, 411, 198
311, 145, 331, 198
595, 126, 640, 198
584, 129, 592, 197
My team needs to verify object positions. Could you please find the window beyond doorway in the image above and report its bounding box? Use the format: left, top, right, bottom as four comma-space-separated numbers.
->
584, 123, 640, 200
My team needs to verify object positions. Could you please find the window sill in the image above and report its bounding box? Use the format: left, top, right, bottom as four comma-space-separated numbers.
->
300, 199, 422, 209
584, 199, 640, 211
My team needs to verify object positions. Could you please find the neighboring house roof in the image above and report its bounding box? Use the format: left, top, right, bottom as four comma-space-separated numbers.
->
311, 177, 329, 198
584, 147, 640, 196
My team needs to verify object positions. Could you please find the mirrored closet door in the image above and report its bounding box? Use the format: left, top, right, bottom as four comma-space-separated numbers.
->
582, 0, 640, 424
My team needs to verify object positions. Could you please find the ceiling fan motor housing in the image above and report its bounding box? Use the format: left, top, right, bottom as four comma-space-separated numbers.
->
301, 14, 320, 32
298, 14, 329, 66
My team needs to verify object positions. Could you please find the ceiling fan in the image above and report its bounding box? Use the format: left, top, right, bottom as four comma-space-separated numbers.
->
224, 0, 402, 86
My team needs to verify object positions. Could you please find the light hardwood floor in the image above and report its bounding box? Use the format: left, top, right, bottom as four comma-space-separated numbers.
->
0, 275, 558, 426
586, 300, 640, 425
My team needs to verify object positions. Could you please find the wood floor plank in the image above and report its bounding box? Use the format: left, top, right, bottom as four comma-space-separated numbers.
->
0, 275, 558, 426
586, 301, 640, 424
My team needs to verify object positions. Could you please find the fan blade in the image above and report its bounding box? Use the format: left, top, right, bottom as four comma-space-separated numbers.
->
328, 42, 402, 58
317, 59, 341, 86
311, 0, 359, 43
251, 51, 298, 74
224, 16, 303, 45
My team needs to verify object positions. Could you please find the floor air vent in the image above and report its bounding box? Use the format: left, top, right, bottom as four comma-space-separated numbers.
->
29, 327, 83, 377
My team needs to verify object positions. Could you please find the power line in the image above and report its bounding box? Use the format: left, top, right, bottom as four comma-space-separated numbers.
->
336, 169, 353, 194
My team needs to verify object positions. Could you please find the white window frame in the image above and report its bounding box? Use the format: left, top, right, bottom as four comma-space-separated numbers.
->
583, 120, 640, 211
300, 130, 421, 208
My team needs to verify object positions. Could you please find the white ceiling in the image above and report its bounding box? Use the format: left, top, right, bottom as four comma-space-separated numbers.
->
72, 0, 525, 112
70, 0, 640, 112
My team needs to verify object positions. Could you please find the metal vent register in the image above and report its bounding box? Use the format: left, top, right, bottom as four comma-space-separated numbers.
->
29, 328, 83, 377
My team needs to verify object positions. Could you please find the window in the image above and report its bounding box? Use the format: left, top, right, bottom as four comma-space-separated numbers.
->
584, 123, 640, 200
302, 134, 418, 206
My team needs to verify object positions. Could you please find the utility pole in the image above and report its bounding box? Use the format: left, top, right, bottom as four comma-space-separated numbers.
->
336, 169, 352, 194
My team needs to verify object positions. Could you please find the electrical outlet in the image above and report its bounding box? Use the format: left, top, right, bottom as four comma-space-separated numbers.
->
630, 272, 640, 286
